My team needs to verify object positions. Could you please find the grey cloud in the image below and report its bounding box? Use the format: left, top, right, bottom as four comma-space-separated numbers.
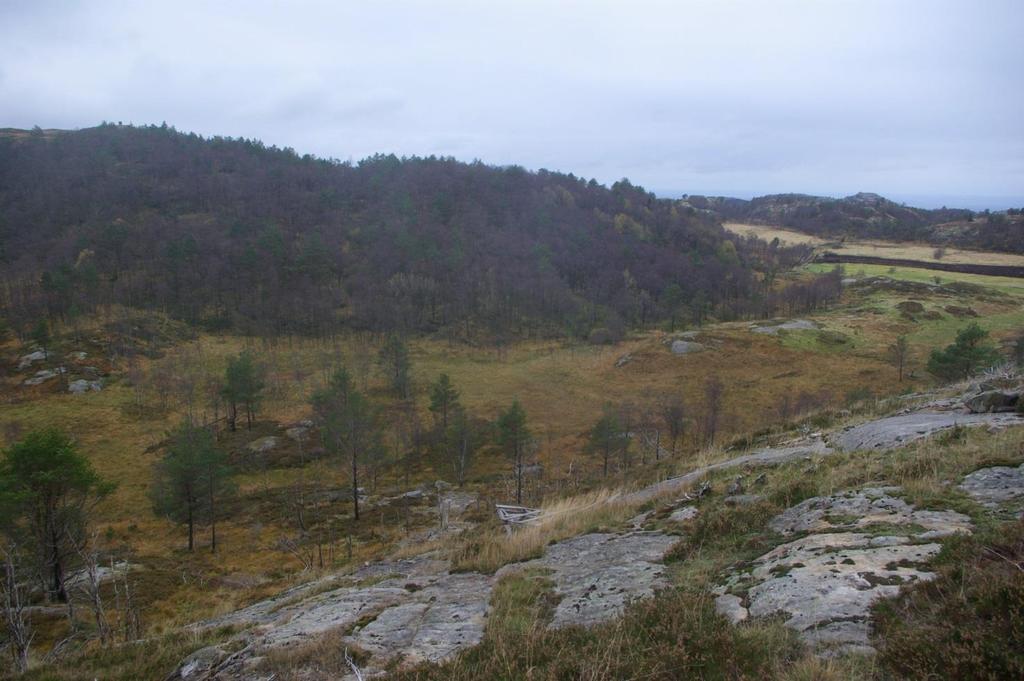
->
0, 0, 1021, 208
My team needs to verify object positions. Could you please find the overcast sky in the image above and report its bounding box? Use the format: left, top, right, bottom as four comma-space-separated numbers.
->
1, 0, 1021, 208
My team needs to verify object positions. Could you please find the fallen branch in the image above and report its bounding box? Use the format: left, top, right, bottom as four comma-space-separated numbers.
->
344, 646, 365, 681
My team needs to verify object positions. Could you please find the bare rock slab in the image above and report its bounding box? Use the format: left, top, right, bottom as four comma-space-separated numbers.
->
964, 390, 1020, 414
716, 488, 972, 654
751, 319, 817, 335
769, 487, 972, 538
670, 340, 705, 355
959, 463, 1024, 515
180, 557, 492, 679
502, 532, 679, 628
350, 572, 491, 665
834, 412, 1023, 452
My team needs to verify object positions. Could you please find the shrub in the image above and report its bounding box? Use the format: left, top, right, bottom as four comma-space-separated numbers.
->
395, 587, 802, 680
873, 520, 1024, 680
926, 323, 1000, 381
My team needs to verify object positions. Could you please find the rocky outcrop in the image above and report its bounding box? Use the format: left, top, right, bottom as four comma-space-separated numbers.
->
17, 350, 46, 370
896, 300, 925, 315
173, 530, 679, 679
624, 437, 833, 504
964, 390, 1020, 414
499, 532, 678, 628
68, 379, 102, 394
750, 319, 817, 335
670, 340, 705, 355
959, 463, 1024, 516
714, 488, 972, 654
834, 412, 1022, 451
23, 367, 64, 385
246, 436, 280, 454
172, 557, 491, 680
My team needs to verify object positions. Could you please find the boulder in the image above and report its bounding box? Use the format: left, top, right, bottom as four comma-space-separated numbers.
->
499, 532, 678, 628
17, 350, 47, 370
668, 506, 698, 523
285, 425, 310, 441
944, 305, 978, 318
964, 390, 1019, 414
959, 463, 1024, 514
246, 436, 280, 454
750, 319, 817, 335
896, 300, 925, 315
68, 379, 102, 394
169, 645, 229, 680
715, 488, 973, 654
670, 340, 705, 355
23, 367, 64, 385
714, 594, 748, 624
724, 494, 764, 506
614, 353, 634, 368
834, 411, 1024, 451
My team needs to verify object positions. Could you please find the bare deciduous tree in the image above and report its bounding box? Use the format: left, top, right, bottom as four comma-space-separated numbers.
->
889, 335, 910, 382
702, 378, 724, 446
659, 394, 686, 455
1, 545, 32, 673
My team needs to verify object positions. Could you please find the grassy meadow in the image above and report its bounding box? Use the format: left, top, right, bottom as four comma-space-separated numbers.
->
1, 256, 1023, 676
726, 221, 1024, 267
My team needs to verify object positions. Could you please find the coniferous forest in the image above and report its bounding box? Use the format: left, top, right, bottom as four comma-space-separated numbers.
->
0, 124, 826, 341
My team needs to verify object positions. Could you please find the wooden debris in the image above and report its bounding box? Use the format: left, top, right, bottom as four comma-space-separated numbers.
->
495, 504, 543, 525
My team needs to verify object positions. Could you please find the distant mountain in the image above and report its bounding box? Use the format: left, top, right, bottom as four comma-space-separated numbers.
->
0, 124, 815, 340
682, 192, 1024, 253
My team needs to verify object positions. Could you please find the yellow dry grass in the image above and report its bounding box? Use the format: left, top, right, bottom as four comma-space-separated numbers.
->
724, 221, 1024, 266
2, 264, 1021, 635
452, 488, 633, 572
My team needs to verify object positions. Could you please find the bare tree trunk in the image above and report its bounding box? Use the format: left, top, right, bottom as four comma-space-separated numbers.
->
1, 546, 32, 673
187, 504, 194, 552
352, 452, 360, 521
515, 446, 523, 504
72, 531, 111, 644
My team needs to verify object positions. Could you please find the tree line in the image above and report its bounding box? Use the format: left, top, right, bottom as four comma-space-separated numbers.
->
0, 124, 821, 343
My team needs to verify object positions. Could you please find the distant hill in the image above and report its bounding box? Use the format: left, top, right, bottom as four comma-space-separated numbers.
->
682, 192, 1024, 253
0, 124, 816, 340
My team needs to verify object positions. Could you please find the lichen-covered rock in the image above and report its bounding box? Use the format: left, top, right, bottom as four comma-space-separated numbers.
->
68, 379, 102, 394
169, 645, 230, 680
501, 532, 678, 628
964, 390, 1019, 414
834, 412, 1023, 451
769, 487, 972, 537
669, 506, 698, 523
670, 340, 705, 355
17, 350, 46, 370
715, 488, 973, 654
959, 463, 1024, 515
23, 367, 64, 385
896, 300, 925, 315
750, 319, 817, 335
177, 530, 681, 679
179, 557, 492, 679
246, 436, 280, 454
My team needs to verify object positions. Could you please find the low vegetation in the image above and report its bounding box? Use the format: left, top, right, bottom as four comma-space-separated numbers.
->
874, 521, 1024, 680
1, 128, 1023, 677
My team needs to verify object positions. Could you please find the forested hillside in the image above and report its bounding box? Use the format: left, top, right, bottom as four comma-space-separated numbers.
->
685, 191, 1024, 253
0, 124, 815, 340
